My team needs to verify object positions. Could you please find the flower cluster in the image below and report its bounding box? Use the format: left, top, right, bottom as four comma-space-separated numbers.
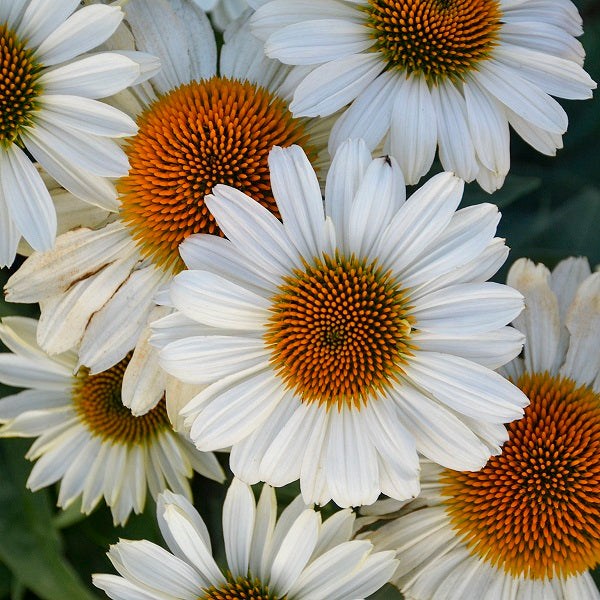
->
0, 1, 597, 599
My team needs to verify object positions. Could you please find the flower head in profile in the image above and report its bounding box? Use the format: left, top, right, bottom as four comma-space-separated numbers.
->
93, 478, 398, 600
154, 139, 528, 508
252, 0, 596, 192
0, 317, 224, 525
364, 257, 600, 599
0, 0, 156, 267
5, 0, 330, 416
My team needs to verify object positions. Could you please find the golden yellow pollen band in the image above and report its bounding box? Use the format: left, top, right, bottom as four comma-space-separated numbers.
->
200, 575, 283, 600
119, 76, 312, 271
265, 252, 414, 411
441, 372, 600, 579
364, 0, 502, 82
72, 353, 169, 444
0, 23, 42, 144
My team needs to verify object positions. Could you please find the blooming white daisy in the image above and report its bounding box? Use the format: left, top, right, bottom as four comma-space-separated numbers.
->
251, 0, 596, 192
154, 139, 528, 508
0, 316, 224, 526
5, 0, 331, 416
0, 0, 158, 267
93, 478, 398, 599
364, 256, 600, 599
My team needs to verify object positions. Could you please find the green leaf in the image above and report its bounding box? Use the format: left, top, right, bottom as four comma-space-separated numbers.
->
0, 439, 99, 600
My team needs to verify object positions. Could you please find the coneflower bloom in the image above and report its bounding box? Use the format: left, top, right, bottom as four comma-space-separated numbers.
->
365, 256, 600, 599
154, 140, 528, 507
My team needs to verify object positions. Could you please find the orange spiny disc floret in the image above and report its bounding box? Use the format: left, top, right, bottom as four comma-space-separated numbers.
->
200, 575, 283, 600
0, 23, 42, 144
440, 372, 600, 580
264, 252, 414, 411
364, 0, 502, 82
72, 353, 169, 444
119, 76, 312, 271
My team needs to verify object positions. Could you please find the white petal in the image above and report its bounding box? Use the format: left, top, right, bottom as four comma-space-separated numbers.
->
26, 117, 129, 177
124, 0, 216, 95
37, 95, 137, 137
412, 282, 524, 335
188, 369, 285, 450
36, 5, 124, 65
0, 187, 19, 267
324, 138, 372, 252
329, 68, 396, 155
0, 354, 70, 391
430, 80, 478, 181
390, 73, 438, 185
326, 406, 380, 507
0, 389, 68, 421
265, 19, 371, 65
268, 145, 327, 259
79, 265, 165, 374
20, 131, 119, 209
474, 60, 568, 134
17, 0, 79, 48
507, 108, 563, 155
507, 258, 560, 373
375, 172, 463, 273
561, 272, 600, 386
39, 53, 141, 99
269, 509, 320, 595
348, 155, 405, 259
290, 53, 383, 117
170, 271, 270, 331
403, 351, 528, 421
93, 573, 171, 600
464, 77, 510, 175
0, 143, 56, 252
160, 336, 268, 385
223, 478, 255, 578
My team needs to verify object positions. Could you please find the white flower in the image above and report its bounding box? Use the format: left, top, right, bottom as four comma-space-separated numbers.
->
364, 256, 600, 599
154, 139, 528, 508
4, 0, 331, 416
0, 0, 157, 267
251, 0, 596, 192
93, 478, 398, 600
0, 316, 224, 526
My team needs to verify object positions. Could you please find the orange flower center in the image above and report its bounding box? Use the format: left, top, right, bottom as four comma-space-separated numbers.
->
264, 252, 413, 410
72, 353, 169, 444
119, 76, 311, 271
441, 372, 600, 579
200, 575, 283, 600
0, 23, 42, 144
364, 0, 502, 82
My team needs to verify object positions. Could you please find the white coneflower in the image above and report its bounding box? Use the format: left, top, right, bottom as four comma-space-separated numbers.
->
93, 478, 398, 599
5, 0, 331, 415
0, 317, 224, 526
365, 257, 600, 599
0, 0, 157, 267
251, 0, 596, 191
154, 139, 528, 508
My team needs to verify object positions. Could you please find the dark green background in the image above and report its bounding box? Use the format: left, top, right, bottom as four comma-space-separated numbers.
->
0, 1, 599, 597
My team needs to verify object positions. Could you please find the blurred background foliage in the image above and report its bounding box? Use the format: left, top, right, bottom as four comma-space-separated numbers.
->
0, 0, 598, 597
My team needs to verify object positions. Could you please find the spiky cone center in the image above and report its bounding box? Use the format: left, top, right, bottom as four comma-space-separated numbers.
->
200, 575, 283, 600
364, 0, 502, 83
0, 22, 43, 145
264, 252, 414, 410
119, 76, 313, 272
440, 372, 600, 579
72, 353, 169, 444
